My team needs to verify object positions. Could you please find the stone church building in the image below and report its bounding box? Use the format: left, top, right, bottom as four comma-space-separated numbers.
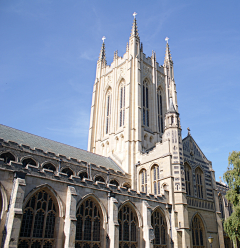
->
0, 15, 233, 248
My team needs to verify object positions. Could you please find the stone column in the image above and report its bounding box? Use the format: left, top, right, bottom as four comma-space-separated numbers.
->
3, 172, 26, 248
64, 186, 78, 248
142, 201, 154, 248
108, 197, 119, 248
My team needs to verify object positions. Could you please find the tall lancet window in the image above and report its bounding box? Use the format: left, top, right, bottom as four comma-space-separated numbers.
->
157, 89, 163, 133
151, 164, 160, 195
195, 168, 204, 199
105, 91, 111, 134
119, 84, 125, 127
140, 169, 147, 193
143, 80, 149, 127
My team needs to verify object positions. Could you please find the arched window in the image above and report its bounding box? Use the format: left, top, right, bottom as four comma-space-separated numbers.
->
139, 169, 147, 193
105, 91, 111, 134
0, 152, 15, 163
151, 165, 160, 195
109, 179, 119, 187
142, 80, 149, 127
119, 84, 126, 127
151, 209, 167, 247
79, 172, 88, 180
184, 163, 192, 196
192, 215, 205, 248
228, 203, 233, 216
18, 189, 57, 248
75, 198, 102, 248
157, 89, 163, 133
22, 158, 36, 167
61, 168, 73, 177
195, 168, 204, 199
43, 163, 56, 172
118, 204, 138, 248
123, 183, 131, 189
219, 195, 225, 220
95, 176, 105, 183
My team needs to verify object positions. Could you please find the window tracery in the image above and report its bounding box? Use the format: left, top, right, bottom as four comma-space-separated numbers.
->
18, 189, 57, 248
151, 209, 167, 247
157, 89, 163, 133
139, 169, 147, 193
151, 165, 160, 195
195, 168, 204, 199
192, 215, 205, 248
118, 204, 138, 248
119, 84, 126, 127
75, 198, 102, 248
184, 164, 192, 196
142, 80, 149, 127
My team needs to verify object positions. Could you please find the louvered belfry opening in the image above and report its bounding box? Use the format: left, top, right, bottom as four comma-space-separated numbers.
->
75, 198, 102, 248
18, 190, 57, 248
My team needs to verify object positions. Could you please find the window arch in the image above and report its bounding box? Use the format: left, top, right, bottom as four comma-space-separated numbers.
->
123, 183, 131, 189
151, 208, 167, 247
22, 158, 37, 167
18, 189, 57, 248
184, 163, 192, 196
139, 169, 147, 193
195, 168, 204, 199
119, 83, 126, 127
142, 80, 149, 127
151, 165, 160, 195
192, 215, 205, 248
118, 204, 138, 248
94, 176, 105, 183
219, 194, 225, 220
43, 163, 56, 172
157, 89, 164, 133
105, 90, 112, 135
109, 179, 119, 187
61, 167, 73, 177
0, 152, 15, 163
79, 171, 88, 180
75, 198, 102, 248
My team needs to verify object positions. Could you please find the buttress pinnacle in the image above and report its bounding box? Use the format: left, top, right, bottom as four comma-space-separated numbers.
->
164, 38, 173, 63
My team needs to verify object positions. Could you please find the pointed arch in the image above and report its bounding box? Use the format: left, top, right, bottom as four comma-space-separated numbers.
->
61, 167, 74, 177
18, 184, 62, 247
77, 193, 107, 225
190, 213, 207, 248
118, 201, 141, 248
151, 206, 168, 247
0, 151, 16, 163
142, 78, 150, 127
104, 87, 112, 135
78, 171, 88, 179
22, 184, 64, 218
139, 168, 147, 193
157, 87, 164, 133
21, 157, 37, 167
94, 175, 106, 183
75, 195, 104, 248
118, 78, 126, 128
42, 161, 57, 172
195, 166, 205, 199
150, 164, 161, 195
109, 179, 119, 187
218, 193, 225, 220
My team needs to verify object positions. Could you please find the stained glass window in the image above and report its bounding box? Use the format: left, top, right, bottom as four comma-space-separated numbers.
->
118, 205, 138, 248
76, 198, 102, 248
151, 209, 167, 247
192, 215, 205, 248
18, 190, 57, 248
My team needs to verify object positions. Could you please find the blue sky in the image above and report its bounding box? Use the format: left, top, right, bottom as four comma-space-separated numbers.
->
0, 0, 240, 181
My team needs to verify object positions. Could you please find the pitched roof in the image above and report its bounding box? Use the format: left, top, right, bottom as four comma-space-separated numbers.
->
0, 124, 124, 173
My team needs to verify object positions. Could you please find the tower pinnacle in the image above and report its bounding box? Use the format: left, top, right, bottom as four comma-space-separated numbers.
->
131, 12, 139, 38
98, 36, 107, 66
164, 37, 172, 63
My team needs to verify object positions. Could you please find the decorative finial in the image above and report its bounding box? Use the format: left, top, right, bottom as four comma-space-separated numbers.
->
187, 127, 191, 135
165, 37, 169, 43
102, 36, 106, 43
133, 12, 137, 18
